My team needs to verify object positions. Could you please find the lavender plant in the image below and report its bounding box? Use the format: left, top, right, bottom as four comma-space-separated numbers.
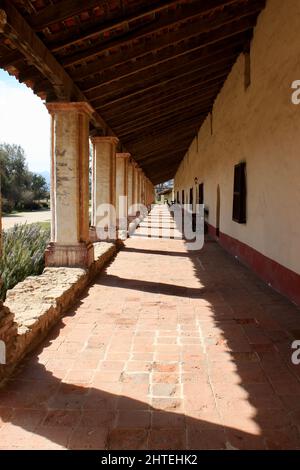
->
0, 223, 50, 300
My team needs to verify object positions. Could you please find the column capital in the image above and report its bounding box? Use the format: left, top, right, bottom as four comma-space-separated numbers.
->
91, 136, 119, 145
46, 101, 94, 117
116, 152, 131, 159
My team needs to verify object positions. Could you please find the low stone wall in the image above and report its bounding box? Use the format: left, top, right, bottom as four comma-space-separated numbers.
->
0, 242, 117, 385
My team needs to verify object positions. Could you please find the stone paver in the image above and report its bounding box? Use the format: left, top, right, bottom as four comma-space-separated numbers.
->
1, 205, 300, 449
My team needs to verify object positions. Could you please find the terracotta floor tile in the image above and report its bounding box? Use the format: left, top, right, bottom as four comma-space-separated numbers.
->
1, 206, 300, 449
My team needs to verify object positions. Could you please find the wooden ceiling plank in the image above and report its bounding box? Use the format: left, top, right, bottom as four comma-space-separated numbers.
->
28, 0, 106, 31
99, 79, 223, 115
0, 0, 113, 135
91, 66, 231, 108
110, 96, 214, 133
62, 0, 247, 67
48, 0, 188, 52
118, 109, 205, 138
85, 52, 237, 101
80, 39, 245, 92
106, 94, 216, 128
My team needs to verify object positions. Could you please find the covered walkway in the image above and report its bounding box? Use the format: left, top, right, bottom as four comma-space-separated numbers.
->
0, 206, 300, 450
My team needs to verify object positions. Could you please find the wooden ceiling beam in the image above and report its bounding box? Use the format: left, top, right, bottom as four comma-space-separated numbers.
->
146, 165, 182, 182
99, 80, 223, 116
85, 52, 237, 101
73, 15, 255, 101
48, 0, 190, 51
0, 0, 113, 135
27, 0, 106, 31
118, 109, 205, 138
71, 26, 250, 83
81, 39, 244, 92
138, 143, 193, 161
123, 120, 200, 145
128, 137, 195, 157
110, 96, 213, 134
125, 128, 197, 150
106, 94, 215, 128
137, 149, 187, 167
91, 66, 231, 108
61, 0, 249, 67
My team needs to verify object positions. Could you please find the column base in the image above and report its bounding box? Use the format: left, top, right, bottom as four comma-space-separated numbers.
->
116, 219, 128, 241
89, 225, 118, 242
45, 242, 94, 268
89, 226, 99, 242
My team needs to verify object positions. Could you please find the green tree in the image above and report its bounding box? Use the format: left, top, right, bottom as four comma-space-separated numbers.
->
31, 173, 48, 201
0, 143, 49, 212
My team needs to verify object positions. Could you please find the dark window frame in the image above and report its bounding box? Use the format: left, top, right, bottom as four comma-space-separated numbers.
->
198, 183, 204, 205
232, 162, 247, 224
189, 187, 193, 206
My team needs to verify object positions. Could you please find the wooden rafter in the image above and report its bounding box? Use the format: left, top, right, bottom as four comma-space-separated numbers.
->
0, 0, 266, 183
60, 0, 249, 67
0, 0, 113, 135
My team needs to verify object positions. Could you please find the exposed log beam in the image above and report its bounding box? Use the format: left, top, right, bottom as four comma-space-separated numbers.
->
129, 137, 196, 156
138, 144, 193, 162
69, 15, 255, 87
150, 166, 182, 184
137, 149, 188, 166
149, 156, 183, 169
99, 80, 223, 115
62, 0, 250, 67
86, 57, 235, 109
115, 108, 209, 137
126, 127, 197, 150
80, 39, 244, 92
0, 0, 113, 135
128, 140, 195, 158
91, 67, 231, 108
85, 52, 237, 101
27, 0, 106, 31
110, 97, 213, 134
48, 0, 189, 51
106, 94, 215, 128
118, 110, 205, 138
123, 120, 201, 144
0, 48, 22, 68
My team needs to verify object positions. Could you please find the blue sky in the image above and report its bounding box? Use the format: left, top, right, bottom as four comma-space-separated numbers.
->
0, 69, 50, 173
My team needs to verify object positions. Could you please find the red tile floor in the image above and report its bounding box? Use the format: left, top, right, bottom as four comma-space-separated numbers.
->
1, 205, 300, 449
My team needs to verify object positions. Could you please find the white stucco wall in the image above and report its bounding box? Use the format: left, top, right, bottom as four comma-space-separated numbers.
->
174, 0, 300, 275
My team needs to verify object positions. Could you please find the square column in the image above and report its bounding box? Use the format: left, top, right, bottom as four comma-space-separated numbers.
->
116, 153, 130, 239
137, 168, 143, 205
45, 102, 94, 268
127, 159, 134, 217
90, 136, 119, 241
138, 169, 147, 219
132, 163, 139, 208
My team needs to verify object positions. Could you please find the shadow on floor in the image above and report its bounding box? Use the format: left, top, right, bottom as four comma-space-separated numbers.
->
1, 207, 300, 449
0, 358, 271, 450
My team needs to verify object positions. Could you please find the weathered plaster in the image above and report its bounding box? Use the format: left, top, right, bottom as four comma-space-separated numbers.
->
174, 0, 300, 276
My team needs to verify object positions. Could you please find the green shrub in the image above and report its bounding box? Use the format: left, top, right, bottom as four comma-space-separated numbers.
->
2, 198, 14, 214
0, 223, 50, 300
